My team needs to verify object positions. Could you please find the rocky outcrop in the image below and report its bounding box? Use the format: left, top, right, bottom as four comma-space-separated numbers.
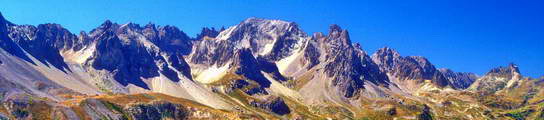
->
372, 47, 451, 91
417, 105, 434, 120
249, 96, 291, 115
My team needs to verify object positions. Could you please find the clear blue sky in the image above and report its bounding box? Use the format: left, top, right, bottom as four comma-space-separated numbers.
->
1, 0, 543, 77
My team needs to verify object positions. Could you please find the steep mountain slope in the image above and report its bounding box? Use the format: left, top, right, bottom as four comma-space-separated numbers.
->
1, 12, 543, 119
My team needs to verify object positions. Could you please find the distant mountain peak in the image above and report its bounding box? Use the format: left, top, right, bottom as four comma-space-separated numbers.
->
196, 27, 221, 40
242, 17, 291, 25
101, 20, 115, 28
487, 63, 521, 76
372, 46, 451, 89
323, 24, 351, 47
375, 47, 401, 58
328, 24, 343, 33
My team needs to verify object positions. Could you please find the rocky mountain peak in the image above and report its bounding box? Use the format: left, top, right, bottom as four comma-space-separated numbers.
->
144, 22, 156, 29
487, 63, 520, 76
468, 63, 524, 92
156, 25, 192, 54
374, 47, 402, 59
371, 47, 451, 88
100, 20, 115, 29
236, 17, 300, 33
316, 25, 390, 98
328, 24, 342, 33
325, 24, 351, 46
485, 63, 522, 80
207, 18, 307, 63
196, 27, 221, 40
89, 20, 120, 37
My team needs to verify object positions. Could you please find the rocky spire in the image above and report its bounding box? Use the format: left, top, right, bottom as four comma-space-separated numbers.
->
371, 47, 401, 72
318, 25, 390, 98
325, 24, 351, 46
196, 27, 220, 40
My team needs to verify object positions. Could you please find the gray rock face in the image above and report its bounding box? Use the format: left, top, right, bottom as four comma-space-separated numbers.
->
319, 25, 389, 98
372, 47, 451, 88
223, 18, 306, 60
190, 18, 307, 67
190, 39, 236, 66
154, 25, 193, 55
439, 68, 478, 89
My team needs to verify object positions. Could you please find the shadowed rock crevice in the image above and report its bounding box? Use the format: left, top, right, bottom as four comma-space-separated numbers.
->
232, 48, 271, 88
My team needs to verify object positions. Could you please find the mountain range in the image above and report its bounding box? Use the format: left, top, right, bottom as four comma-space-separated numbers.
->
0, 12, 543, 120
